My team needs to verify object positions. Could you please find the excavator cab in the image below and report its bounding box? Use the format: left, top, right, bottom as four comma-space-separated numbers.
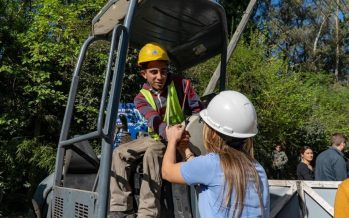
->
32, 0, 228, 217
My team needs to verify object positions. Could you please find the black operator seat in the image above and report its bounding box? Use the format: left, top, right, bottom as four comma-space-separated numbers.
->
63, 140, 100, 190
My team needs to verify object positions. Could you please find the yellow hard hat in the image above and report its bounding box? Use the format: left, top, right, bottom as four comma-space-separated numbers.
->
138, 42, 169, 66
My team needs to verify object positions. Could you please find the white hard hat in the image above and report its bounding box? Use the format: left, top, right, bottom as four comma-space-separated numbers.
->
199, 90, 258, 138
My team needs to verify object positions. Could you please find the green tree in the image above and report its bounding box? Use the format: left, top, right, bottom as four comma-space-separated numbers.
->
0, 0, 106, 215
231, 31, 349, 177
260, 0, 349, 79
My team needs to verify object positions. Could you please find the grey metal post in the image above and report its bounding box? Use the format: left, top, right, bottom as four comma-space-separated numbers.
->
219, 34, 227, 91
96, 0, 138, 217
296, 180, 308, 218
97, 27, 123, 135
204, 0, 257, 95
53, 36, 97, 186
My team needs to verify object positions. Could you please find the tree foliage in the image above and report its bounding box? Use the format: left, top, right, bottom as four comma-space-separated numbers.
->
0, 0, 106, 215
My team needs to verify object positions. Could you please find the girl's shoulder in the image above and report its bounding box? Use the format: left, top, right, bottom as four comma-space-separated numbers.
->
297, 162, 307, 169
196, 152, 219, 161
254, 161, 268, 176
203, 152, 221, 161
192, 153, 220, 168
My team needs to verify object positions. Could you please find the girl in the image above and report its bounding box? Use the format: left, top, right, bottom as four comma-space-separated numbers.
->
296, 146, 314, 180
162, 91, 269, 218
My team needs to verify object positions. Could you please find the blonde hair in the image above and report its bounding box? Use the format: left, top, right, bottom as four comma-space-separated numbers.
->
203, 123, 263, 217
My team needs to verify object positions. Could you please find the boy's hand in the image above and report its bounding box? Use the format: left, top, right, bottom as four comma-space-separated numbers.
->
166, 124, 185, 144
177, 130, 190, 154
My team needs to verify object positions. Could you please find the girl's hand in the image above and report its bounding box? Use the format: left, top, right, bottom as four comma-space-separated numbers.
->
166, 124, 185, 145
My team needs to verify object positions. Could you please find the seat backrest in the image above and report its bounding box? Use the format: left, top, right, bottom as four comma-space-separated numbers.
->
64, 140, 100, 174
62, 140, 100, 190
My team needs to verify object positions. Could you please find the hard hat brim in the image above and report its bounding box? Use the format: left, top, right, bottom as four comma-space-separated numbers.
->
199, 109, 258, 139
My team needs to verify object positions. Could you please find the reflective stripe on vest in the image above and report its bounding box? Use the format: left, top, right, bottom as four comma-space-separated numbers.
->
140, 81, 185, 140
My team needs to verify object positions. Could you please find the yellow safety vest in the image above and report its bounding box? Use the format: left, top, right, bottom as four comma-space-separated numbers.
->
140, 81, 185, 140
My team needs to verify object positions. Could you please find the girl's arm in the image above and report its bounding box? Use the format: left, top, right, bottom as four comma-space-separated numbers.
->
162, 124, 193, 184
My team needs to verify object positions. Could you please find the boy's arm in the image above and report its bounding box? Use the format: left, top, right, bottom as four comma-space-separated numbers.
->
184, 79, 203, 113
282, 152, 288, 164
186, 83, 202, 113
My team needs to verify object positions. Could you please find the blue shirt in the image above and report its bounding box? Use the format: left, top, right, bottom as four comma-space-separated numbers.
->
315, 147, 347, 181
180, 153, 270, 218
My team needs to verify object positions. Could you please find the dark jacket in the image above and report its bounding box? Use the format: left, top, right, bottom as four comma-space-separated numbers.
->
297, 162, 314, 180
315, 147, 347, 181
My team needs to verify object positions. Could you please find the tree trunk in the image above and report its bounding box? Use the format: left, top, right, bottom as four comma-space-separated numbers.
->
313, 14, 327, 55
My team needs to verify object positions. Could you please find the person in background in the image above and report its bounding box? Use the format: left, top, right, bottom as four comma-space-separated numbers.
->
162, 91, 270, 218
334, 178, 349, 218
297, 146, 314, 180
315, 133, 347, 181
272, 143, 288, 179
109, 42, 202, 218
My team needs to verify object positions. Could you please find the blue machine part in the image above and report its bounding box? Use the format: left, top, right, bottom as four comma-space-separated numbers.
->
113, 103, 148, 147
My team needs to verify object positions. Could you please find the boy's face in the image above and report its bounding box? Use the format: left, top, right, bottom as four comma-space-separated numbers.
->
141, 60, 168, 91
275, 145, 281, 151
